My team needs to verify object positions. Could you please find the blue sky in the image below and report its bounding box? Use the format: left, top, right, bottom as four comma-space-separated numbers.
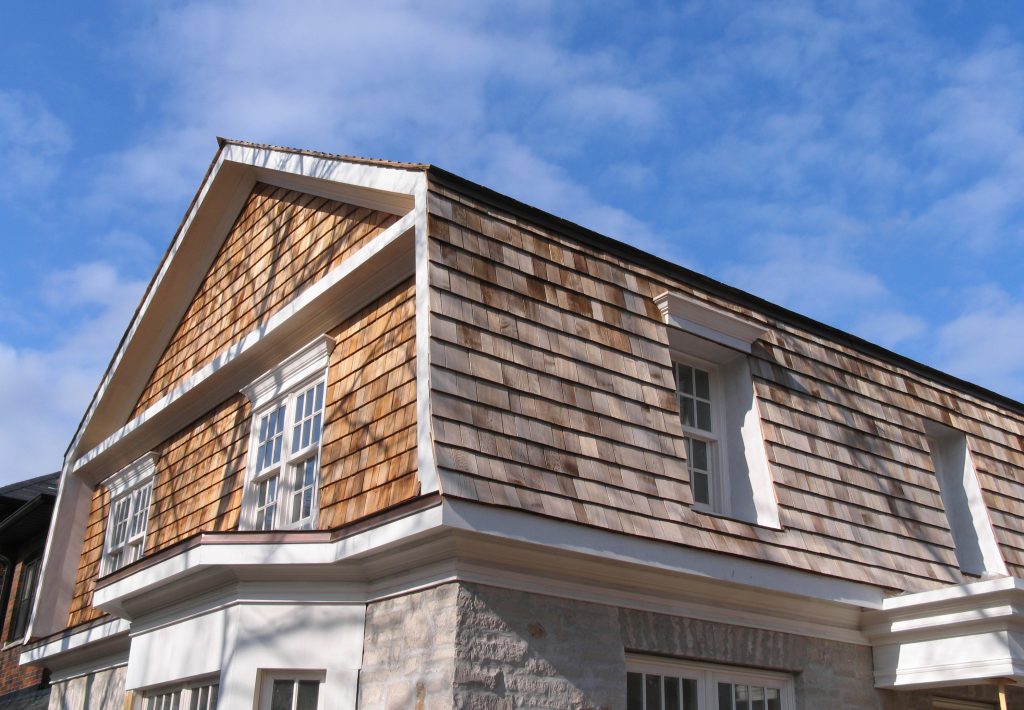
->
2, 1, 1024, 481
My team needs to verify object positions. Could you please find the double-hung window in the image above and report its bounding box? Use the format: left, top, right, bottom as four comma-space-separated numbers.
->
241, 336, 335, 531
257, 670, 324, 710
627, 657, 795, 710
655, 291, 780, 528
675, 361, 720, 509
101, 453, 158, 575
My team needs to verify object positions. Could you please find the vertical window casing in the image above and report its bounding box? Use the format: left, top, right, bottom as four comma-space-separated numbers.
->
241, 336, 335, 532
101, 453, 158, 575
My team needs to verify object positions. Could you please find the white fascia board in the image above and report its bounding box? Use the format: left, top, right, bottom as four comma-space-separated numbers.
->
72, 209, 417, 477
414, 174, 439, 494
440, 496, 884, 609
20, 617, 130, 665
92, 502, 445, 611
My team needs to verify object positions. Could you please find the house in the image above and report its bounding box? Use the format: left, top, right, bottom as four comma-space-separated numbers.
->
20, 139, 1024, 710
0, 473, 57, 710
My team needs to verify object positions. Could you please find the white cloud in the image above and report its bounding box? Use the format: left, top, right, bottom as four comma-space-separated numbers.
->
0, 262, 146, 482
0, 91, 70, 198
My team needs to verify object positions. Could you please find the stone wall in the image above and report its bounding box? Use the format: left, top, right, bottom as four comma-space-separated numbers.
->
358, 584, 459, 710
47, 665, 125, 710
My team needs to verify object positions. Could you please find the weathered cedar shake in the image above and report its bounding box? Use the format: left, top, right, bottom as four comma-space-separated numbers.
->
66, 279, 419, 629
319, 278, 419, 528
131, 182, 400, 416
425, 180, 1024, 593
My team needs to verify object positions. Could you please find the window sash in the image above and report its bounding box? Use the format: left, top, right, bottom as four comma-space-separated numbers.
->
246, 377, 326, 531
104, 481, 153, 575
627, 657, 794, 710
258, 672, 324, 710
143, 681, 218, 710
8, 557, 40, 641
674, 360, 724, 511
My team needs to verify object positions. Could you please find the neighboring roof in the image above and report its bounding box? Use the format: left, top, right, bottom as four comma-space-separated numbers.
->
0, 473, 58, 504
0, 686, 50, 710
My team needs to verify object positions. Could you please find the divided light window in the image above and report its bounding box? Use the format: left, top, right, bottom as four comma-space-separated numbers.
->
142, 680, 218, 710
249, 380, 326, 530
257, 671, 324, 710
240, 335, 335, 533
101, 453, 158, 576
675, 361, 720, 509
627, 658, 794, 710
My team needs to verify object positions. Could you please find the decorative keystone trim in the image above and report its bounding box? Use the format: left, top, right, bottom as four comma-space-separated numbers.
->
241, 335, 336, 410
101, 452, 159, 499
654, 291, 766, 353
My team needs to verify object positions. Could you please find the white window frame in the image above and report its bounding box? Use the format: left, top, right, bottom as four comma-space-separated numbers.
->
101, 452, 158, 576
240, 336, 335, 532
256, 669, 326, 710
655, 291, 781, 528
138, 677, 219, 710
673, 357, 729, 513
626, 655, 796, 710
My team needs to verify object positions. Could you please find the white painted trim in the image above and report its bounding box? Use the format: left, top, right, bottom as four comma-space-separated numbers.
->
864, 577, 1024, 688
440, 497, 881, 608
655, 291, 766, 353
240, 336, 335, 410
48, 654, 129, 684
20, 617, 130, 665
414, 175, 439, 495
102, 453, 158, 499
72, 210, 416, 477
626, 655, 796, 710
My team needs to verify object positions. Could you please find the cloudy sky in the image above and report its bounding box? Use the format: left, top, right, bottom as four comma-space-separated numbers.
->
2, 1, 1024, 481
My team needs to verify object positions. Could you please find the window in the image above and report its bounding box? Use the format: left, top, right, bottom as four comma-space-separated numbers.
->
101, 453, 158, 575
655, 291, 780, 527
8, 557, 40, 641
241, 336, 334, 531
626, 657, 795, 710
142, 680, 218, 710
257, 671, 324, 710
675, 361, 720, 509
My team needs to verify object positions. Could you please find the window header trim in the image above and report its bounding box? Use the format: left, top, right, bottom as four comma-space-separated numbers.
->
241, 335, 336, 410
101, 452, 159, 499
655, 291, 766, 353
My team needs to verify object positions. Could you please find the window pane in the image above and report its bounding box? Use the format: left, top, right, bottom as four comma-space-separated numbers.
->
644, 674, 662, 710
110, 497, 131, 547
691, 439, 708, 471
692, 471, 709, 505
735, 684, 750, 710
290, 457, 318, 525
255, 477, 279, 530
676, 364, 694, 395
292, 382, 326, 453
626, 672, 644, 710
718, 682, 734, 710
749, 686, 765, 710
680, 397, 696, 428
664, 676, 680, 710
257, 406, 286, 472
270, 681, 293, 710
682, 679, 698, 710
696, 401, 712, 432
295, 681, 319, 710
694, 368, 710, 400
764, 688, 780, 710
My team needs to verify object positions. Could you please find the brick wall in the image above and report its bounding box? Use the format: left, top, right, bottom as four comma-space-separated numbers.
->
0, 559, 46, 695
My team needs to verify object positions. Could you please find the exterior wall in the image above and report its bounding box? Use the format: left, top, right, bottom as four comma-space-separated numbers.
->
0, 559, 46, 693
132, 182, 401, 416
319, 278, 419, 528
47, 665, 125, 710
426, 182, 1024, 593
67, 278, 419, 628
358, 584, 459, 710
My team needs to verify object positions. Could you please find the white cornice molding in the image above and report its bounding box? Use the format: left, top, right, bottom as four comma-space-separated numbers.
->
864, 576, 1024, 688
101, 453, 159, 499
241, 335, 335, 410
654, 291, 767, 353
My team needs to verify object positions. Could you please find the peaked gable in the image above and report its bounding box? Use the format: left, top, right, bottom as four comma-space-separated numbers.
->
130, 183, 401, 417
